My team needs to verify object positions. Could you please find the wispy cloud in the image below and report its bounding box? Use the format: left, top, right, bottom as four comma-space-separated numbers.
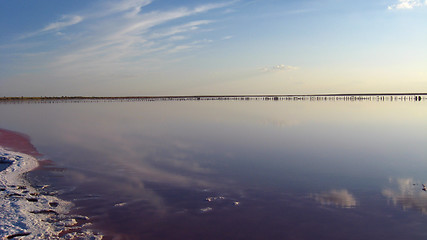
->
91, 0, 153, 18
168, 35, 188, 41
42, 15, 83, 32
193, 2, 236, 13
113, 0, 152, 16
387, 0, 427, 10
20, 15, 83, 39
17, 1, 235, 78
149, 20, 214, 39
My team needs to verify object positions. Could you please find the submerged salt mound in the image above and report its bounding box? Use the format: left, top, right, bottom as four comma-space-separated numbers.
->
0, 147, 103, 239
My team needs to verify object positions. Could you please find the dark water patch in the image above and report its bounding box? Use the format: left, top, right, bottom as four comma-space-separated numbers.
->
0, 163, 10, 171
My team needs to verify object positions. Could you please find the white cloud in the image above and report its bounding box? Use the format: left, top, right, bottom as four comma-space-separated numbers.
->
387, 0, 427, 10
261, 64, 299, 73
42, 15, 83, 32
313, 189, 357, 208
273, 64, 299, 71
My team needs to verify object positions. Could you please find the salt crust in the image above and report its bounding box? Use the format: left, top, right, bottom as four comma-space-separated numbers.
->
0, 147, 103, 239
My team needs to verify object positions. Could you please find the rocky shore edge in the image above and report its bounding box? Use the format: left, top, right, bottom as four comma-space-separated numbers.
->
0, 147, 103, 239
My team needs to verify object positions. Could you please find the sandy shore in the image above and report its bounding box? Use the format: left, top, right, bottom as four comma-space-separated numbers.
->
0, 129, 102, 239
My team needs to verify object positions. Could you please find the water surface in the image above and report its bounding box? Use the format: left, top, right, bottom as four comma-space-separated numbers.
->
1, 97, 427, 239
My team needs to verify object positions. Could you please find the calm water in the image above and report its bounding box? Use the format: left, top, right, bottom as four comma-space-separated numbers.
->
1, 98, 427, 239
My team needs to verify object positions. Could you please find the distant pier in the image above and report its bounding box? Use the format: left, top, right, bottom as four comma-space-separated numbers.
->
0, 93, 425, 104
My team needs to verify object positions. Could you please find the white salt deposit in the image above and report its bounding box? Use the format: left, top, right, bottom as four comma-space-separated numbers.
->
0, 147, 103, 239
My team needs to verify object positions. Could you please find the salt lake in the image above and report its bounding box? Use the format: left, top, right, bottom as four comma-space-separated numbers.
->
1, 96, 426, 239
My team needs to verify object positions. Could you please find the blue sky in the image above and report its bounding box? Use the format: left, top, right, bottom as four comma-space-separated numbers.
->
1, 0, 426, 96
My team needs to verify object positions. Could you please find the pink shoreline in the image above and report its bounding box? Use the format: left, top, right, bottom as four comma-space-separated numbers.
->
0, 129, 103, 239
0, 128, 42, 159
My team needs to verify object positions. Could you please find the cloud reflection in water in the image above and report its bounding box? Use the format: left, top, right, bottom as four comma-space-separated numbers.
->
313, 189, 357, 208
382, 178, 427, 214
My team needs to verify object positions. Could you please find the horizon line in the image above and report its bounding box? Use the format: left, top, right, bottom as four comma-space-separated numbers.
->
1, 92, 427, 100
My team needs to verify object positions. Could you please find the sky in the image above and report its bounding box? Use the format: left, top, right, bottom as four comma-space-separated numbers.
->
0, 0, 426, 97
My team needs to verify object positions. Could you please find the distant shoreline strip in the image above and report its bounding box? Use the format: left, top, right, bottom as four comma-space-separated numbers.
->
0, 93, 425, 102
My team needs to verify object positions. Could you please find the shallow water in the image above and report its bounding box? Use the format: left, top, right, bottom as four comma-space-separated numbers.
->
1, 97, 427, 239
